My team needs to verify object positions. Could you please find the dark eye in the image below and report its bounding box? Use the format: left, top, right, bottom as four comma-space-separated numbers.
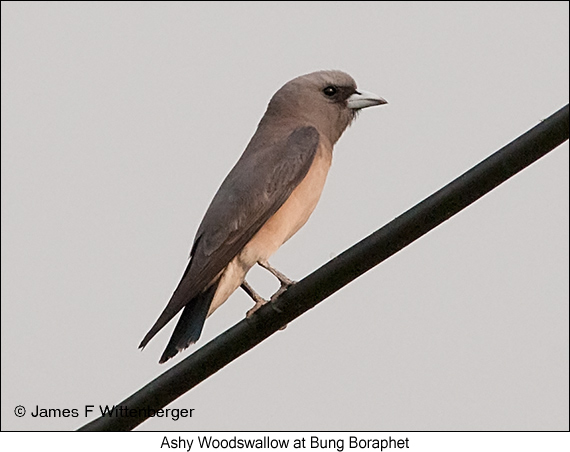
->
323, 86, 337, 97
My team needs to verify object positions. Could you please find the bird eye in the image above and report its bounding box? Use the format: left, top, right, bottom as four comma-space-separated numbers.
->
323, 86, 337, 97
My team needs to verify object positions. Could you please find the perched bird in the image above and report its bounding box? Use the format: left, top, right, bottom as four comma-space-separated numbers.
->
140, 70, 387, 363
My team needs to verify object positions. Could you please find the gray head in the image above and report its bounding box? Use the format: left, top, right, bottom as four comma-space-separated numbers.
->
262, 70, 387, 144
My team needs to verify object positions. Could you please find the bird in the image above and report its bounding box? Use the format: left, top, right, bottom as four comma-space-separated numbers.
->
139, 70, 387, 363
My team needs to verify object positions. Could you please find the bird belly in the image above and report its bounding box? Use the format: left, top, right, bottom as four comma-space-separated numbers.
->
243, 143, 332, 263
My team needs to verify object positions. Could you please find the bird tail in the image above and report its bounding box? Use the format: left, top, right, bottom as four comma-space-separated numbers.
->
158, 279, 219, 364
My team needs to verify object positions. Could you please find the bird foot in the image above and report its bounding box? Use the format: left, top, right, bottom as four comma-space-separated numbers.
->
242, 279, 294, 331
246, 298, 269, 318
241, 280, 269, 317
269, 280, 295, 302
269, 280, 296, 330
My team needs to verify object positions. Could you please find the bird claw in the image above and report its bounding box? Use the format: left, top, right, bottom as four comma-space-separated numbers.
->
244, 280, 295, 329
246, 299, 268, 318
269, 280, 295, 302
270, 281, 295, 330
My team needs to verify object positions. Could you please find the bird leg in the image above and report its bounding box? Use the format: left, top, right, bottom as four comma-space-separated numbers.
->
242, 261, 295, 329
257, 260, 295, 288
241, 280, 269, 317
258, 261, 295, 330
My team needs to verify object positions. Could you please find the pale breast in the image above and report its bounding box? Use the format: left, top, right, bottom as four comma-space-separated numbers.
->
240, 142, 333, 266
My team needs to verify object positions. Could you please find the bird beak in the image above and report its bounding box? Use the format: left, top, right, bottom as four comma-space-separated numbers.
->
347, 90, 387, 110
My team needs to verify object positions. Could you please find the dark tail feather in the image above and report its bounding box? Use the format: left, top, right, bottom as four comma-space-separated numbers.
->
158, 280, 219, 364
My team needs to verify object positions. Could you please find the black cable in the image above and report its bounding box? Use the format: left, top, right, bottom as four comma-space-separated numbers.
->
78, 104, 569, 431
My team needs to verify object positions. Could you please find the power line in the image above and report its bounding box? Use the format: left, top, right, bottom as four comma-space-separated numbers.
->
78, 104, 569, 431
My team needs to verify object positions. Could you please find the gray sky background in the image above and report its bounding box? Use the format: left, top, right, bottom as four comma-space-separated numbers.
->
1, 2, 568, 431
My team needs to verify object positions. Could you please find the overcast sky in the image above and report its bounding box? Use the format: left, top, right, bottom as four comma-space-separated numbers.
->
2, 2, 568, 431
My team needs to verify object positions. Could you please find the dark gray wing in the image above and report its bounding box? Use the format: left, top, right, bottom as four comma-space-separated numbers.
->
139, 125, 320, 348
